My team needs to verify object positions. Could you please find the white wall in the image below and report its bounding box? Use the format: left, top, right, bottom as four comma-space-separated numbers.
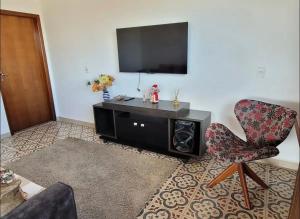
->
1, 0, 41, 13
0, 95, 10, 136
0, 0, 59, 136
41, 0, 299, 163
2, 0, 299, 163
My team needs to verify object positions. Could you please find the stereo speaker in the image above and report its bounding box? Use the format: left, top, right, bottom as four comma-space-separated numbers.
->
173, 120, 196, 153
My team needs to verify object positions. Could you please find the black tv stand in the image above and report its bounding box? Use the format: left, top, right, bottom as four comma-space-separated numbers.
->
93, 98, 211, 158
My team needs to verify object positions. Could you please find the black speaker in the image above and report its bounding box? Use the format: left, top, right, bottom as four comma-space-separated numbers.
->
173, 120, 196, 153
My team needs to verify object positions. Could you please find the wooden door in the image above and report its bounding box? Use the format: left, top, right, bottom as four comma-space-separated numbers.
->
288, 119, 299, 218
0, 10, 55, 134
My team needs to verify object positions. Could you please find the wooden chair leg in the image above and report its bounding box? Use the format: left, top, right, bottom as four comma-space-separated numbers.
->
242, 163, 268, 189
208, 163, 238, 188
237, 163, 252, 209
208, 162, 269, 210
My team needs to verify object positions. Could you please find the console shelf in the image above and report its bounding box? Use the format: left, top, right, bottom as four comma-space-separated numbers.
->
93, 98, 211, 158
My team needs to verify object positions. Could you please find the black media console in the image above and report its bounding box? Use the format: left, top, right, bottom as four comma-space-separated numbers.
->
93, 98, 211, 158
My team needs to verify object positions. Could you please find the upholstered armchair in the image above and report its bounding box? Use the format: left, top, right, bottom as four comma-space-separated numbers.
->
205, 99, 297, 209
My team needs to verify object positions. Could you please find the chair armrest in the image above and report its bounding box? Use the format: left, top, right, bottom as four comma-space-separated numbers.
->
3, 182, 77, 219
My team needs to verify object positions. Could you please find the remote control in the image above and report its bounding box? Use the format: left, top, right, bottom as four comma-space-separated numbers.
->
124, 97, 135, 101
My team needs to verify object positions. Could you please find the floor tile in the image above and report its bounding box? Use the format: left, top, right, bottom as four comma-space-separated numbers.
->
14, 141, 45, 155
2, 138, 29, 150
34, 125, 51, 134
44, 127, 60, 136
14, 129, 35, 139
139, 158, 296, 219
39, 134, 58, 146
1, 145, 22, 165
27, 132, 45, 142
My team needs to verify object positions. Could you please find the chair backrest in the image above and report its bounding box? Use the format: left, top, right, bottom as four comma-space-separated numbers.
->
234, 99, 297, 147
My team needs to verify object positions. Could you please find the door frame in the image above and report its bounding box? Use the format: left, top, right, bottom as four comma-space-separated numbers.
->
0, 9, 56, 135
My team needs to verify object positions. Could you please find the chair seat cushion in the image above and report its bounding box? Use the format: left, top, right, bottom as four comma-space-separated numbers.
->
205, 123, 280, 163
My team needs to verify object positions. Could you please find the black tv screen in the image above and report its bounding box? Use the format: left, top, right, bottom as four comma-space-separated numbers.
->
116, 22, 188, 74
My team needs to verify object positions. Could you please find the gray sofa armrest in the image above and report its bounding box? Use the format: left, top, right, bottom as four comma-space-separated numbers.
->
3, 182, 77, 219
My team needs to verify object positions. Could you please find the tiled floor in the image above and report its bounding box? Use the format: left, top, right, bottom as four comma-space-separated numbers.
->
1, 121, 297, 219
1, 121, 101, 165
138, 155, 296, 219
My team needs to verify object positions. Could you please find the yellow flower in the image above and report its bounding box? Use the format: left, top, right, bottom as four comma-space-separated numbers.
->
100, 75, 109, 84
99, 74, 114, 87
108, 75, 115, 81
88, 74, 114, 92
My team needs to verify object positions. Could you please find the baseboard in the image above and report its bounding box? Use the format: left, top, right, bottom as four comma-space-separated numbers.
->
57, 117, 94, 128
257, 158, 299, 170
1, 132, 11, 139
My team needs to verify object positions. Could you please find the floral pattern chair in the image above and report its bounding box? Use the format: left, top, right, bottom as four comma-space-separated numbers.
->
205, 99, 297, 209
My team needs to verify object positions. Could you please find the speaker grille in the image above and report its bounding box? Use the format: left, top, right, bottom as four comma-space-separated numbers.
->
173, 120, 196, 153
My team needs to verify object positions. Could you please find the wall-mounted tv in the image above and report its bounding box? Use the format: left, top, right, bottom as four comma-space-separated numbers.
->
116, 22, 188, 74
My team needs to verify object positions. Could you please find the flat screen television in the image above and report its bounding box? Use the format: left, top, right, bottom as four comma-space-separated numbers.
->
116, 22, 188, 74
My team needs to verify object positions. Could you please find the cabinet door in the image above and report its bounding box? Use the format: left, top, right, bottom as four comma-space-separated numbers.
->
132, 114, 169, 151
116, 114, 142, 144
116, 112, 169, 151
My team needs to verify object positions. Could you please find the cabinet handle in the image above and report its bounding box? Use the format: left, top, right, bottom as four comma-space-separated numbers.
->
133, 122, 138, 126
141, 123, 145, 128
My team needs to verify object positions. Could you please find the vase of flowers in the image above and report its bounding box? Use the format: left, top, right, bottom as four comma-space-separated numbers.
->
87, 74, 115, 101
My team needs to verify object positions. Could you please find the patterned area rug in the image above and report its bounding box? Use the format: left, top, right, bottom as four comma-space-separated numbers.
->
6, 138, 179, 219
138, 154, 296, 219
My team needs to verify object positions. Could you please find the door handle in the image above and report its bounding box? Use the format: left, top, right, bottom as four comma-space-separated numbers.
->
0, 72, 7, 81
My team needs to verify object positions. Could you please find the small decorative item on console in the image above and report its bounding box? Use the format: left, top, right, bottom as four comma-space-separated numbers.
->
142, 88, 151, 102
150, 84, 160, 104
173, 89, 180, 107
87, 74, 115, 101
